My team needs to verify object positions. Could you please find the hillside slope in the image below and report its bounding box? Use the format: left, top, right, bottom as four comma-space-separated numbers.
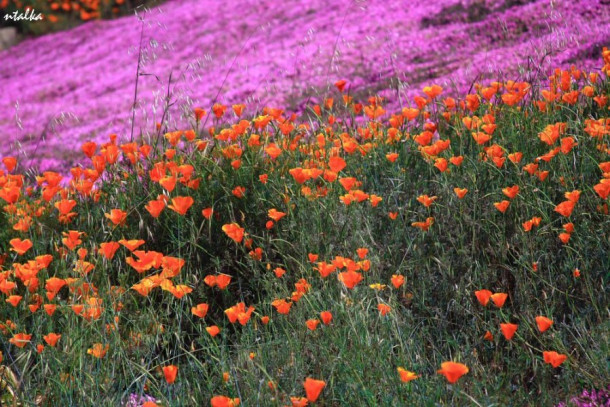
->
0, 0, 608, 171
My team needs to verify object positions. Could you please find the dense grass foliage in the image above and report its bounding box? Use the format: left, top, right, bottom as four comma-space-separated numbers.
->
0, 52, 609, 406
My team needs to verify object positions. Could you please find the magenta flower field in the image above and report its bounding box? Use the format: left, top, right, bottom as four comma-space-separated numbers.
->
1, 0, 608, 171
0, 1, 609, 406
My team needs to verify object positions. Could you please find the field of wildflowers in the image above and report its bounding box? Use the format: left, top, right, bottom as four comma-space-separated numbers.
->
1, 0, 609, 173
1, 0, 610, 406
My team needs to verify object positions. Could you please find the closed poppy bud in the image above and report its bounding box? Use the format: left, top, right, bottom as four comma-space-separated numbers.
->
223, 372, 230, 383
484, 331, 494, 341
573, 268, 580, 278
163, 365, 178, 384
261, 316, 270, 325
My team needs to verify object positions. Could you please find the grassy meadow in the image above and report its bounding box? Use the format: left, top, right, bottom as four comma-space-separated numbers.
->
0, 50, 609, 406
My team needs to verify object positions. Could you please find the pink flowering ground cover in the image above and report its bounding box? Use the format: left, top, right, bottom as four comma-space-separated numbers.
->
1, 0, 608, 172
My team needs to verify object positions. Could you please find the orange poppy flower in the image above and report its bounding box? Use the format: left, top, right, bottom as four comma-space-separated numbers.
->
543, 351, 567, 368
6, 295, 22, 307
500, 323, 518, 340
144, 199, 165, 218
306, 319, 320, 331
554, 200, 575, 217
264, 143, 282, 160
10, 238, 33, 255
391, 275, 405, 289
192, 303, 209, 318
104, 209, 127, 226
386, 153, 399, 163
43, 333, 61, 347
411, 217, 434, 231
434, 158, 448, 172
437, 361, 469, 383
484, 331, 494, 341
304, 378, 326, 403
272, 299, 292, 315
210, 396, 240, 407
87, 343, 109, 358
2, 156, 17, 172
454, 187, 468, 199
119, 239, 145, 252
494, 200, 510, 213
206, 325, 220, 337
564, 190, 581, 203
535, 316, 553, 333
44, 304, 57, 316
222, 223, 245, 243
559, 232, 571, 244
202, 207, 214, 219
475, 289, 492, 306
508, 152, 523, 163
268, 209, 286, 222
163, 365, 178, 384
168, 196, 194, 215
502, 185, 520, 199
320, 311, 333, 325
99, 242, 120, 260
472, 132, 491, 145
338, 270, 363, 289
378, 303, 391, 316
397, 367, 418, 383
225, 302, 255, 325
10, 333, 31, 348
232, 186, 246, 198
417, 195, 437, 207
389, 212, 398, 220
216, 274, 232, 289
328, 156, 346, 173
490, 293, 508, 308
